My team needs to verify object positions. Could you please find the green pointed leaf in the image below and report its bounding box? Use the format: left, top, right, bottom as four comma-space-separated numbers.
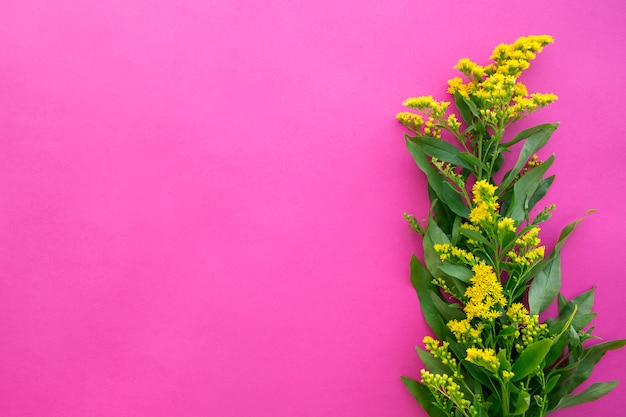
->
512, 390, 530, 415
458, 227, 489, 246
459, 151, 487, 171
545, 307, 578, 366
501, 122, 559, 148
416, 347, 451, 377
451, 215, 461, 245
401, 377, 448, 417
430, 291, 465, 322
454, 91, 478, 125
511, 339, 552, 381
506, 154, 555, 222
500, 123, 559, 191
406, 137, 444, 197
546, 375, 561, 393
554, 381, 619, 410
424, 218, 450, 277
548, 288, 597, 333
497, 326, 518, 340
548, 339, 626, 405
413, 136, 474, 170
438, 264, 473, 283
440, 181, 470, 218
492, 152, 505, 175
529, 254, 562, 315
410, 256, 448, 340
528, 175, 555, 211
554, 210, 595, 253
429, 187, 455, 234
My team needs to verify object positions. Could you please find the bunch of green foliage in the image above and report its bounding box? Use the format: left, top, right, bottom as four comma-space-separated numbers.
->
396, 35, 625, 417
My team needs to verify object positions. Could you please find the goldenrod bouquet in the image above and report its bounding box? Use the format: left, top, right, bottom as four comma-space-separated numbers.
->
397, 36, 625, 417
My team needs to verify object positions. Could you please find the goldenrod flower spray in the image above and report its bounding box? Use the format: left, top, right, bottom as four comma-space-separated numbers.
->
397, 35, 625, 417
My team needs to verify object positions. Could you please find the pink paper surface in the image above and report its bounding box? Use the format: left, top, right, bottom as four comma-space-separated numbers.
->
1, 1, 624, 416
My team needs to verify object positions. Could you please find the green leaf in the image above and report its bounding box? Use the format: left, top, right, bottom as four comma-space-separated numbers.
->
406, 138, 471, 221
410, 256, 448, 340
440, 181, 470, 218
416, 347, 450, 377
424, 218, 450, 277
430, 291, 465, 322
458, 227, 489, 246
438, 264, 473, 283
511, 339, 552, 381
548, 339, 626, 407
429, 188, 454, 234
401, 377, 449, 417
570, 340, 626, 386
554, 210, 595, 254
454, 91, 478, 125
451, 215, 461, 245
506, 154, 555, 222
501, 122, 559, 148
406, 137, 444, 197
529, 254, 562, 315
547, 288, 596, 333
500, 123, 559, 191
554, 381, 619, 410
528, 175, 555, 211
459, 152, 487, 171
492, 152, 505, 175
546, 375, 561, 393
512, 390, 530, 415
413, 136, 474, 170
545, 307, 578, 366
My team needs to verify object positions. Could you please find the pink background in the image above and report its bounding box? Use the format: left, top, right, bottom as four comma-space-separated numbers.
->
1, 1, 624, 416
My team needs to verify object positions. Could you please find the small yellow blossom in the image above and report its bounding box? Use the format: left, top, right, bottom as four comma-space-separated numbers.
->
516, 227, 541, 247
402, 95, 450, 118
472, 180, 498, 204
463, 263, 507, 321
469, 180, 499, 227
506, 302, 529, 323
420, 370, 476, 415
466, 347, 500, 373
447, 76, 472, 98
497, 217, 516, 234
396, 112, 424, 132
469, 204, 494, 225
434, 243, 477, 265
454, 58, 485, 80
447, 318, 483, 345
502, 370, 515, 381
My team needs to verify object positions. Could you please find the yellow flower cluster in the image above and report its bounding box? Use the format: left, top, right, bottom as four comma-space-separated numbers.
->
491, 35, 554, 68
432, 158, 465, 189
420, 370, 477, 417
447, 35, 557, 128
507, 227, 545, 267
460, 222, 480, 245
432, 277, 462, 300
469, 180, 500, 226
396, 96, 452, 138
423, 336, 461, 377
433, 243, 477, 266
497, 217, 516, 234
464, 263, 507, 321
447, 318, 483, 345
506, 303, 549, 351
402, 96, 450, 117
501, 370, 515, 381
396, 112, 424, 133
466, 347, 500, 373
447, 76, 473, 99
